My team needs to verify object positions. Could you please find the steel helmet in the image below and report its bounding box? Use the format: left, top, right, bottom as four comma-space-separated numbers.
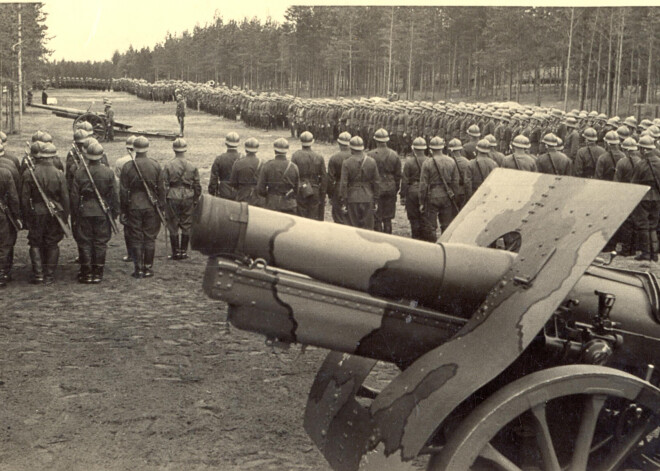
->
512, 134, 531, 149
604, 131, 620, 145
640, 119, 653, 130
245, 137, 259, 152
542, 133, 558, 147
638, 135, 656, 150
337, 132, 351, 146
125, 135, 136, 149
173, 138, 187, 152
349, 136, 364, 151
73, 129, 89, 144
300, 131, 314, 146
616, 126, 631, 140
624, 116, 638, 129
476, 139, 491, 153
467, 124, 481, 137
86, 142, 105, 160
0, 143, 4, 156
0, 131, 7, 143
273, 137, 289, 153
429, 136, 445, 150
412, 137, 427, 150
565, 117, 578, 128
582, 127, 598, 142
133, 136, 150, 152
225, 132, 240, 148
648, 125, 660, 139
39, 142, 57, 158
30, 141, 42, 156
485, 134, 497, 147
447, 138, 463, 151
621, 137, 639, 151
374, 128, 389, 142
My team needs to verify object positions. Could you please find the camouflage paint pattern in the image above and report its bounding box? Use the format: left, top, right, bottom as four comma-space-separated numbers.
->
194, 169, 650, 470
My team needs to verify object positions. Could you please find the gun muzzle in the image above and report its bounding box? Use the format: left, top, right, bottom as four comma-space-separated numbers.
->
192, 195, 516, 315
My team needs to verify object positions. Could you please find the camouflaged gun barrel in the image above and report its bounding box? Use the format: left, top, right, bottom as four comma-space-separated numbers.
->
191, 195, 516, 316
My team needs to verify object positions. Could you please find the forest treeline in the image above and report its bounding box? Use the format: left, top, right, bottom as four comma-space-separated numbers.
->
40, 6, 660, 115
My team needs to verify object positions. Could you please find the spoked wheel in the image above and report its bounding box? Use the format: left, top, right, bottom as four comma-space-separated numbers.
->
429, 365, 660, 471
73, 112, 107, 141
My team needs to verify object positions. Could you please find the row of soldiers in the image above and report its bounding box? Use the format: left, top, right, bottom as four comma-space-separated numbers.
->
0, 126, 202, 287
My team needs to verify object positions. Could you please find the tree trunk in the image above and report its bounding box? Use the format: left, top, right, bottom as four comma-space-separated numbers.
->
646, 17, 654, 103
564, 7, 575, 111
408, 15, 414, 100
594, 20, 603, 111
614, 10, 625, 114
585, 9, 599, 109
606, 9, 614, 115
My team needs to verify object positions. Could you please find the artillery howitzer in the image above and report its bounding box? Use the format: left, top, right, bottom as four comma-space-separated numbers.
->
192, 169, 660, 470
27, 103, 178, 142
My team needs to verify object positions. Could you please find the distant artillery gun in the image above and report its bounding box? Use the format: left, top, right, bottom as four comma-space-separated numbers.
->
27, 102, 178, 141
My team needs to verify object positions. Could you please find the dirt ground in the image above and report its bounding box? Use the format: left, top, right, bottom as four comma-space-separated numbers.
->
1, 89, 657, 471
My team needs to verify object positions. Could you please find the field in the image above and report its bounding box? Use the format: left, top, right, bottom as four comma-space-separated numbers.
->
0, 89, 656, 471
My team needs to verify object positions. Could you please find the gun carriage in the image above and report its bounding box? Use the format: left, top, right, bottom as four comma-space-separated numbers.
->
27, 103, 178, 142
193, 169, 660, 470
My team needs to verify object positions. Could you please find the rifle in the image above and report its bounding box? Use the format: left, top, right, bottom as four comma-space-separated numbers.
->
431, 155, 460, 214
24, 142, 73, 238
0, 198, 20, 231
72, 143, 118, 234
127, 149, 168, 228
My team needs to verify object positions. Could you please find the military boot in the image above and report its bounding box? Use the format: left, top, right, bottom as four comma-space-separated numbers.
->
143, 247, 155, 278
168, 234, 180, 260
43, 246, 60, 285
0, 258, 8, 288
383, 219, 392, 234
374, 220, 383, 232
29, 247, 44, 284
131, 247, 144, 278
179, 234, 190, 260
78, 247, 93, 283
91, 251, 106, 284
635, 231, 652, 261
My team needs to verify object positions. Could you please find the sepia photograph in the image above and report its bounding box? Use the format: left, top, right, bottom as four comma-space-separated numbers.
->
0, 1, 659, 469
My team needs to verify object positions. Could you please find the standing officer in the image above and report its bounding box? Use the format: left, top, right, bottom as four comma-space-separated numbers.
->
0, 160, 20, 287
419, 136, 459, 241
469, 139, 499, 194
368, 128, 401, 233
291, 131, 327, 220
66, 129, 90, 191
230, 137, 263, 206
70, 142, 119, 283
503, 135, 538, 172
573, 127, 605, 178
327, 132, 352, 224
120, 136, 165, 278
257, 138, 299, 214
536, 134, 572, 175
338, 136, 379, 230
103, 99, 115, 141
632, 135, 660, 262
176, 93, 186, 137
114, 136, 137, 263
208, 132, 241, 199
21, 143, 70, 285
162, 138, 201, 260
564, 117, 580, 160
401, 137, 429, 239
447, 138, 472, 209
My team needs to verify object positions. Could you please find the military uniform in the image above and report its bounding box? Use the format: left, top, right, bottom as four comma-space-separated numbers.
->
208, 148, 241, 199
339, 152, 379, 230
401, 153, 427, 239
536, 150, 572, 175
368, 146, 401, 233
162, 147, 201, 260
176, 97, 186, 136
595, 148, 624, 181
120, 145, 165, 278
229, 153, 263, 206
257, 154, 299, 214
70, 146, 119, 283
291, 147, 327, 220
573, 144, 605, 178
327, 148, 351, 224
469, 155, 498, 194
419, 152, 459, 241
449, 152, 472, 208
104, 105, 115, 141
614, 151, 641, 256
0, 166, 19, 285
21, 152, 70, 284
502, 153, 538, 172
632, 151, 660, 260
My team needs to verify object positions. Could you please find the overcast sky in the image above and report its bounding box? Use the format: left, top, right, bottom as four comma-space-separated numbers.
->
42, 0, 290, 62
41, 0, 647, 63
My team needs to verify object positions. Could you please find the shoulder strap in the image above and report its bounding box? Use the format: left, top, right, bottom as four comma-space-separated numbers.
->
451, 155, 465, 186
475, 158, 486, 182
547, 152, 558, 175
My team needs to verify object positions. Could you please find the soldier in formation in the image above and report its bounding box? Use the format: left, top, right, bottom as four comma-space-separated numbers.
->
338, 136, 379, 229
209, 132, 241, 199
257, 138, 299, 214
368, 128, 401, 233
291, 131, 327, 220
229, 137, 263, 206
